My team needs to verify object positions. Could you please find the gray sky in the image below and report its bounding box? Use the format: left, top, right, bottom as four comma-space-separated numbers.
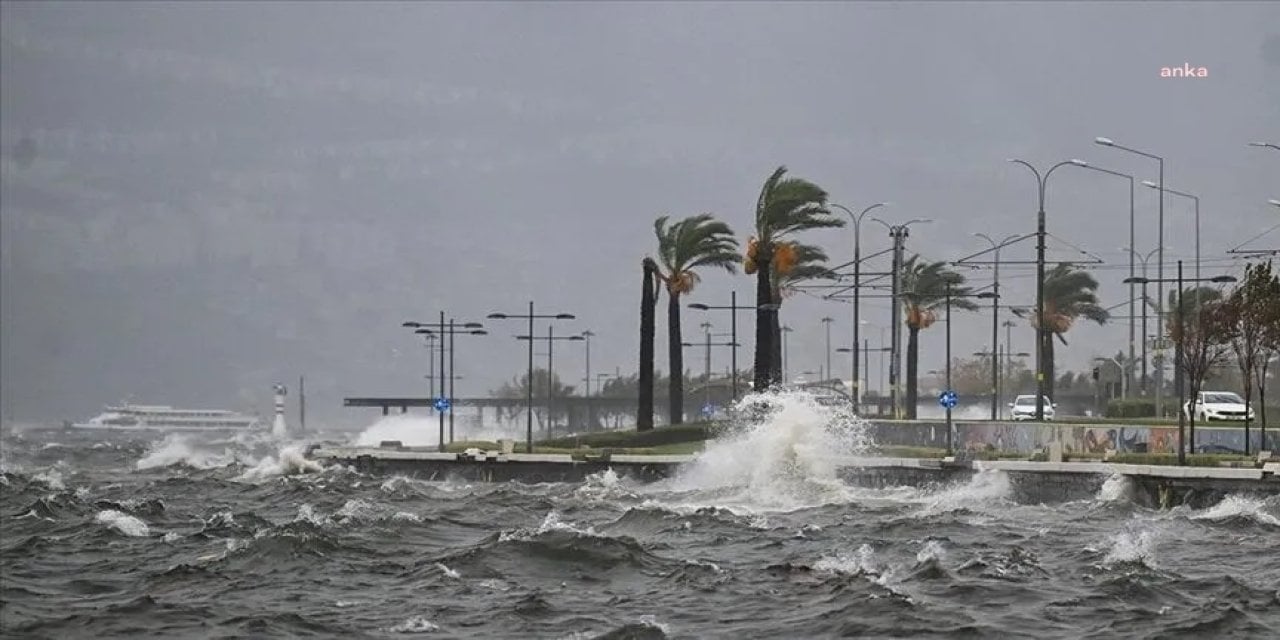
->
2, 2, 1277, 426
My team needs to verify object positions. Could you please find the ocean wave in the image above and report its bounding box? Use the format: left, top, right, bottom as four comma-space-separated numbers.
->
95, 509, 151, 537
384, 615, 440, 633
1189, 495, 1280, 527
235, 446, 324, 482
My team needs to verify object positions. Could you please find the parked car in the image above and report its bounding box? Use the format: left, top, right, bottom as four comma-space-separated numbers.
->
1009, 395, 1056, 421
1183, 391, 1254, 422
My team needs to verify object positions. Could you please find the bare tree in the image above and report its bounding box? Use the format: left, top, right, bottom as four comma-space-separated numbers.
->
1225, 262, 1274, 454
1172, 289, 1233, 451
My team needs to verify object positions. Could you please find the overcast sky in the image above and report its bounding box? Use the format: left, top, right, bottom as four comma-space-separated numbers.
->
2, 2, 1277, 427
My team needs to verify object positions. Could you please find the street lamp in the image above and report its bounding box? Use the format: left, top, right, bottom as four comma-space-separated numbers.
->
1007, 157, 1075, 421
688, 292, 779, 400
820, 317, 835, 383
682, 336, 741, 417
414, 325, 487, 444
831, 202, 888, 406
1141, 181, 1200, 285
1269, 199, 1280, 209
870, 216, 932, 418
515, 328, 585, 436
1096, 136, 1167, 418
487, 304, 576, 453
1249, 142, 1280, 151
1070, 159, 1138, 395
404, 317, 487, 451
940, 285, 997, 449
972, 233, 1020, 420
1124, 265, 1237, 465
1126, 246, 1164, 396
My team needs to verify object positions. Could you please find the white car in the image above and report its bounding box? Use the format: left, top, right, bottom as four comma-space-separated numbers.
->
1184, 391, 1255, 422
1009, 395, 1056, 421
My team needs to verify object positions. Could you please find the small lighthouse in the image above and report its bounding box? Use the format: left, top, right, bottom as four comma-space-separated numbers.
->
272, 383, 288, 438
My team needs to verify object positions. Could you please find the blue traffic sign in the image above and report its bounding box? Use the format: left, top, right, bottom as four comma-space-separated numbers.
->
701, 404, 716, 418
434, 396, 451, 412
938, 390, 958, 409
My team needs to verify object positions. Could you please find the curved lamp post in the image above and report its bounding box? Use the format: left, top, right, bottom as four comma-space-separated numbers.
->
830, 202, 888, 405
1006, 158, 1074, 421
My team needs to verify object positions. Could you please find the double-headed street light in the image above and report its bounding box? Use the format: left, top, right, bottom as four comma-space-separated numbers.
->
972, 233, 1021, 420
831, 202, 888, 407
487, 304, 576, 453
688, 291, 779, 401
514, 328, 585, 437
404, 317, 487, 451
1124, 265, 1237, 465
1070, 159, 1138, 394
1007, 158, 1075, 422
1126, 246, 1165, 396
1096, 136, 1167, 417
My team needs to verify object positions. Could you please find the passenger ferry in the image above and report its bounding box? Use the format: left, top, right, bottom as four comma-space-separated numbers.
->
69, 403, 262, 432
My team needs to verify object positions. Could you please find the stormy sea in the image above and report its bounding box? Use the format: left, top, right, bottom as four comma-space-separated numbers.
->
2, 393, 1278, 639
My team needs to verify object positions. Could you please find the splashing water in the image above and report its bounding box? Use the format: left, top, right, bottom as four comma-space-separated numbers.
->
236, 445, 324, 482
1191, 495, 1280, 527
1101, 527, 1160, 567
657, 390, 869, 511
353, 415, 440, 448
917, 469, 1012, 515
1097, 474, 1134, 503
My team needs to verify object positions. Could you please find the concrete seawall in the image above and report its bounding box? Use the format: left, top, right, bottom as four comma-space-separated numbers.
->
307, 445, 1280, 510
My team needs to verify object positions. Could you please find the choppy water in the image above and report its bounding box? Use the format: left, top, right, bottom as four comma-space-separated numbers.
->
3, 393, 1279, 639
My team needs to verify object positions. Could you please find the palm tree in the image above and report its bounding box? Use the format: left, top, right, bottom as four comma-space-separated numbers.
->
638, 257, 660, 431
746, 166, 843, 391
654, 214, 739, 424
1020, 263, 1109, 400
900, 256, 977, 418
770, 243, 836, 382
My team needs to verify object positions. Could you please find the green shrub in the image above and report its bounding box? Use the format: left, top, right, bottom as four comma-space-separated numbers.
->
1106, 398, 1156, 418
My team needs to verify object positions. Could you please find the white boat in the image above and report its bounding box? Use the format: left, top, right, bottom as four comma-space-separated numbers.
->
69, 403, 262, 432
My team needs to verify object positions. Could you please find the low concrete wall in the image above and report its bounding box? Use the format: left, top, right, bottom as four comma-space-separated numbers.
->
312, 446, 1280, 510
866, 419, 1274, 455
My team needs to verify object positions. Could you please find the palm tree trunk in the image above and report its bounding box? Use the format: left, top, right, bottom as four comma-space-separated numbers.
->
906, 326, 920, 419
667, 290, 685, 425
639, 259, 658, 432
753, 248, 776, 392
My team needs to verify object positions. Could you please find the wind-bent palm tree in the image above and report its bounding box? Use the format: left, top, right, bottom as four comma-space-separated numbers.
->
654, 214, 739, 424
1021, 263, 1109, 400
900, 256, 977, 418
746, 166, 843, 392
770, 243, 836, 382
638, 257, 660, 432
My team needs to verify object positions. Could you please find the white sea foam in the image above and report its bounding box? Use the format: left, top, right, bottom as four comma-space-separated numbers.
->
385, 615, 439, 633
236, 445, 324, 481
1097, 474, 1134, 503
500, 510, 597, 542
916, 539, 947, 563
435, 562, 461, 579
1191, 495, 1280, 527
656, 390, 869, 512
33, 469, 65, 490
917, 469, 1012, 515
136, 435, 246, 470
815, 543, 879, 576
96, 509, 150, 537
1101, 527, 1159, 566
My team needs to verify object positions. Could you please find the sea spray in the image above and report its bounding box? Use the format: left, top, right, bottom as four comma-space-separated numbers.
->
657, 390, 869, 511
1097, 474, 1134, 503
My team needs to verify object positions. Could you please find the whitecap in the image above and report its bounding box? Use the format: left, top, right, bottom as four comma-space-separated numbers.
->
96, 509, 149, 537
385, 615, 439, 633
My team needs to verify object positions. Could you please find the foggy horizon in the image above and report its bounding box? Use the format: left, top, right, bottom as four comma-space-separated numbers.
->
3, 2, 1277, 428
